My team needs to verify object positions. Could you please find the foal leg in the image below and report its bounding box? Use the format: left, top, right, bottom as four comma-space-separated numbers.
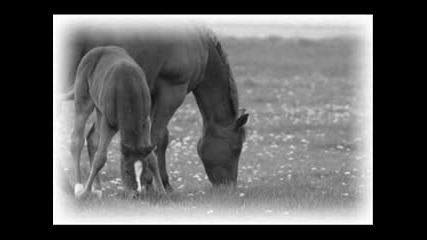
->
140, 161, 154, 192
70, 99, 94, 195
140, 130, 170, 193
76, 117, 116, 200
86, 111, 102, 190
139, 132, 170, 194
120, 158, 139, 199
145, 151, 166, 194
141, 129, 172, 192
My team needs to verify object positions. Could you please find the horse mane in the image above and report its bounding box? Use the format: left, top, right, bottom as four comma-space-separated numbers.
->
204, 27, 239, 120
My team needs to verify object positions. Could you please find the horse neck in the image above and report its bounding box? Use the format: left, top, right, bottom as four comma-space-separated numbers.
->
192, 72, 238, 134
193, 37, 239, 134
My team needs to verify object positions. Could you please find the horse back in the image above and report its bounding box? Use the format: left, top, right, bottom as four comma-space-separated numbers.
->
68, 26, 210, 93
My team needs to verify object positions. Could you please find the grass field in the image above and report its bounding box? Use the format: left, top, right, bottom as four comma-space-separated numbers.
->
54, 36, 372, 224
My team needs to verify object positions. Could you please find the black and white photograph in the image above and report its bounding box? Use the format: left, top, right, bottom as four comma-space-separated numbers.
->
53, 15, 373, 224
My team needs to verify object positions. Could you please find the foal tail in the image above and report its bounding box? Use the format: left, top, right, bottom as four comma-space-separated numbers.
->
60, 90, 75, 101
54, 89, 74, 118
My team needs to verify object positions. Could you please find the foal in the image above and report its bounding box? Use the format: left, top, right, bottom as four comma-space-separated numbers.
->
68, 46, 166, 199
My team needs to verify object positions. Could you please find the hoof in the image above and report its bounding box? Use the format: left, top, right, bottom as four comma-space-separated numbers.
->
126, 190, 139, 200
74, 183, 84, 197
75, 190, 89, 200
131, 191, 139, 200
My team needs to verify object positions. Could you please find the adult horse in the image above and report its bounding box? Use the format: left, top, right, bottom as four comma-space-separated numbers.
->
69, 46, 165, 199
62, 23, 249, 191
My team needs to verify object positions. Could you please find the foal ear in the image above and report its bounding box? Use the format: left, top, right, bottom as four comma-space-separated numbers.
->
140, 145, 157, 157
236, 113, 249, 129
145, 145, 157, 155
150, 145, 157, 154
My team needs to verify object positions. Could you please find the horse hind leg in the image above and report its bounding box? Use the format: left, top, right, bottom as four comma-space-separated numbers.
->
144, 81, 188, 192
70, 98, 94, 195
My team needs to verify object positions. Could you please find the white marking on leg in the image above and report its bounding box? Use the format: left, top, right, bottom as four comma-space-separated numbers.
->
74, 183, 84, 197
134, 160, 143, 192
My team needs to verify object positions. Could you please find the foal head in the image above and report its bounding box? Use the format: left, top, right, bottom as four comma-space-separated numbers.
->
119, 119, 155, 191
120, 142, 157, 191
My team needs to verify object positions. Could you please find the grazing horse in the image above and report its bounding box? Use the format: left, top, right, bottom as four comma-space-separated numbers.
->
68, 46, 166, 199
62, 23, 249, 190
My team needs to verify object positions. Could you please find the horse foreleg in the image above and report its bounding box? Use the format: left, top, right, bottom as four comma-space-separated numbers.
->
140, 129, 171, 193
145, 151, 166, 194
146, 81, 188, 192
157, 129, 173, 192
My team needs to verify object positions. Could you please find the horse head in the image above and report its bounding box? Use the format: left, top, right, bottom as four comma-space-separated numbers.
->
197, 108, 249, 186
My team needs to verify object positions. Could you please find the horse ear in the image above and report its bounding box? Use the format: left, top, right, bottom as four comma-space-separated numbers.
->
236, 113, 249, 129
